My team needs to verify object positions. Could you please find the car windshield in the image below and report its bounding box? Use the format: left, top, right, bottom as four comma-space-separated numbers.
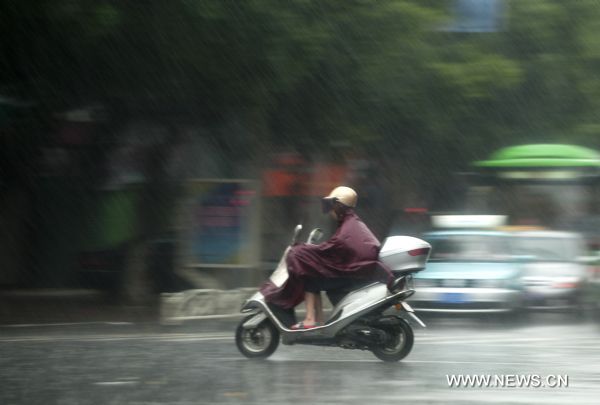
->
513, 237, 582, 261
426, 234, 511, 262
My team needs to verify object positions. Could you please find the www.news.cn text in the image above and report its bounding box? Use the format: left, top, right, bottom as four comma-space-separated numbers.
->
446, 374, 569, 388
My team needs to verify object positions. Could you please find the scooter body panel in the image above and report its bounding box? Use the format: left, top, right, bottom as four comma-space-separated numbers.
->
241, 284, 422, 345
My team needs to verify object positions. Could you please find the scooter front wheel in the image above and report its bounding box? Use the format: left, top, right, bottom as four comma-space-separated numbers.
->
236, 316, 280, 359
371, 317, 414, 362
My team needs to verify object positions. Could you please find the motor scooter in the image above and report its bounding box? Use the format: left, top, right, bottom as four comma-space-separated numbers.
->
235, 225, 431, 362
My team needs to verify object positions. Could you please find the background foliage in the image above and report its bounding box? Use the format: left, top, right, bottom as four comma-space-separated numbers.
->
3, 1, 600, 156
3, 0, 600, 292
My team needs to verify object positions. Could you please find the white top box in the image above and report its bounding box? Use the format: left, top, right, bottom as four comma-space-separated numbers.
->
379, 236, 431, 272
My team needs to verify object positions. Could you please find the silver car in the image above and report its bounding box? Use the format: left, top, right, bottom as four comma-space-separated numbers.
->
512, 230, 588, 310
409, 230, 523, 313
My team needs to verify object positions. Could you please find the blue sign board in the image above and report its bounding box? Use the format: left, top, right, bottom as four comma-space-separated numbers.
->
183, 180, 259, 267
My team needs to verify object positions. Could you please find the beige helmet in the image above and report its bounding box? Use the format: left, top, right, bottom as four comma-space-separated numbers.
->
322, 186, 357, 212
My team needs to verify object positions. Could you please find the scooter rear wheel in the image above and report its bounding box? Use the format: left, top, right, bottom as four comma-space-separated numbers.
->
236, 316, 280, 359
371, 317, 414, 362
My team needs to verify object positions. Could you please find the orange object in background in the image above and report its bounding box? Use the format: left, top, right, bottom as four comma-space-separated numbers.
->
262, 152, 306, 197
305, 164, 347, 196
262, 152, 349, 197
262, 169, 300, 197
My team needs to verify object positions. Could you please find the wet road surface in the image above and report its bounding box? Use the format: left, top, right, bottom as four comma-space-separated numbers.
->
1, 314, 599, 404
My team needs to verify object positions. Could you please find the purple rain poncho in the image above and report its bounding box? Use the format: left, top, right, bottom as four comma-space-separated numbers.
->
260, 210, 393, 309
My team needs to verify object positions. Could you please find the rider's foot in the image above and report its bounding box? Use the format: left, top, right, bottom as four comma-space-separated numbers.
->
290, 321, 322, 330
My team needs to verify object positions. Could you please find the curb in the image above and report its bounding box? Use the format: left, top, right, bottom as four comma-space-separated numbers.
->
0, 288, 309, 326
159, 288, 257, 325
159, 288, 326, 325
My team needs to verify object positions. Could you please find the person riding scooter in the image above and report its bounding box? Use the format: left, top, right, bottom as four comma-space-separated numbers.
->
259, 186, 393, 329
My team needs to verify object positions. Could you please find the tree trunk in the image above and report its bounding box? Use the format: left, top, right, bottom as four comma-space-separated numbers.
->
119, 122, 180, 305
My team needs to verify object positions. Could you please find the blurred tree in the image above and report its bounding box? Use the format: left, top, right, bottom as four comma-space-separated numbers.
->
3, 0, 600, 293
3, 0, 600, 149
